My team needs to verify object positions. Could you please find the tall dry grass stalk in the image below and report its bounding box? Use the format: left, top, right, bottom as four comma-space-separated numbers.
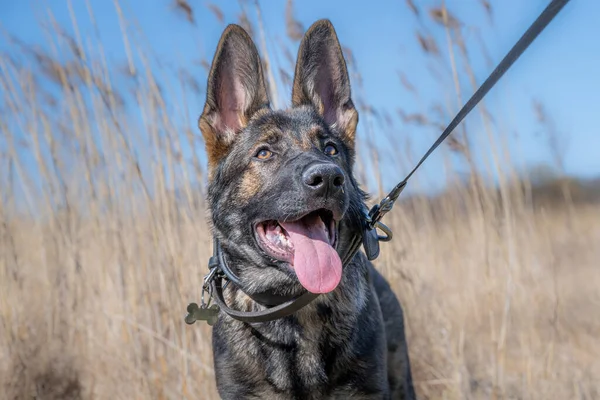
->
1, 2, 598, 399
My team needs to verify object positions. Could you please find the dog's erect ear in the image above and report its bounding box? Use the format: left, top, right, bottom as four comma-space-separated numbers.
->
199, 24, 270, 168
292, 20, 358, 147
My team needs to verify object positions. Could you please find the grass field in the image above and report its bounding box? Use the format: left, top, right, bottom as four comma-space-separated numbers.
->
1, 1, 599, 399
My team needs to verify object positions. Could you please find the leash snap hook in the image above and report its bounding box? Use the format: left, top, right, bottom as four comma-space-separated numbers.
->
201, 263, 220, 307
201, 279, 212, 309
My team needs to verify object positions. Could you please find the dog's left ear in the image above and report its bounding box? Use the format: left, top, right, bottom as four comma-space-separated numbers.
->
292, 19, 358, 148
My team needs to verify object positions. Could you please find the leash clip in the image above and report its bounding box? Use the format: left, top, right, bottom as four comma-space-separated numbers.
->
201, 267, 218, 308
368, 181, 407, 229
362, 181, 404, 261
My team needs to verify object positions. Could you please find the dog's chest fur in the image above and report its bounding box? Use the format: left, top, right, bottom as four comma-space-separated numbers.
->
212, 261, 392, 400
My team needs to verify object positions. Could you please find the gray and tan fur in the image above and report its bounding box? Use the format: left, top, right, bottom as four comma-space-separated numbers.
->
198, 19, 416, 400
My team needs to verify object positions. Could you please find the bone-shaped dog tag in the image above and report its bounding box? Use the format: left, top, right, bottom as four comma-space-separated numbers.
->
185, 303, 220, 326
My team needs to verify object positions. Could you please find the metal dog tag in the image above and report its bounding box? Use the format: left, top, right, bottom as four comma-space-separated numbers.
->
185, 303, 220, 326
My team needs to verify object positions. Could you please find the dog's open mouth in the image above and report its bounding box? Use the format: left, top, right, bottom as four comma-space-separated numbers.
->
255, 209, 342, 294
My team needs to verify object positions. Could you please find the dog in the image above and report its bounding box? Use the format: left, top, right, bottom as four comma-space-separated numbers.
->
198, 19, 416, 400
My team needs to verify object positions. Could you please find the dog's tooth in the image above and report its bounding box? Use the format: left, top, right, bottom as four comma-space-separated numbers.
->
277, 229, 286, 241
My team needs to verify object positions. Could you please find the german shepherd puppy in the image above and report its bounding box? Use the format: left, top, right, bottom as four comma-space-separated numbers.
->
199, 19, 415, 400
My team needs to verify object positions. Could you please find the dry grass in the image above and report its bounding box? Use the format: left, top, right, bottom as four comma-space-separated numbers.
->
1, 2, 599, 399
2, 182, 599, 400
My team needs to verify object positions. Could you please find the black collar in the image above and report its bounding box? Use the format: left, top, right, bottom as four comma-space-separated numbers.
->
194, 212, 391, 324
210, 239, 301, 307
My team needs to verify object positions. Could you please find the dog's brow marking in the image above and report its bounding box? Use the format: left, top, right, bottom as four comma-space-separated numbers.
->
260, 127, 281, 145
307, 125, 323, 139
303, 125, 323, 150
296, 135, 312, 151
266, 134, 280, 144
294, 125, 319, 150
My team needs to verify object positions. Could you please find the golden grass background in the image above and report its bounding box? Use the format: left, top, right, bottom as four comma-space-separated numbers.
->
1, 1, 599, 399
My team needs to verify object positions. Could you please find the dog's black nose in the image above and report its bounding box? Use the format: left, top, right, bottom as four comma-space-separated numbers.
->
303, 163, 345, 195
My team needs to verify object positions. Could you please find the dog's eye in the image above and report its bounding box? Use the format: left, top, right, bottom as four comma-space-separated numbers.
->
256, 149, 273, 160
324, 144, 338, 156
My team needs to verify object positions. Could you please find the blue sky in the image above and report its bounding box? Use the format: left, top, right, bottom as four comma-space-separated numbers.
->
1, 0, 598, 196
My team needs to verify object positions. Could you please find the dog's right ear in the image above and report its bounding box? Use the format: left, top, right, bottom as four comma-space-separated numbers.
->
199, 25, 270, 169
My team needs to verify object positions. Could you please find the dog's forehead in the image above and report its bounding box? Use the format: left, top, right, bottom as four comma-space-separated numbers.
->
247, 108, 327, 144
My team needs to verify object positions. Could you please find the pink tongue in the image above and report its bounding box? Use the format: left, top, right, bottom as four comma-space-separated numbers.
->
280, 214, 342, 294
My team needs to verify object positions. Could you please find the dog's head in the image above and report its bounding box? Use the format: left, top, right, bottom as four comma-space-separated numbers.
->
199, 20, 366, 297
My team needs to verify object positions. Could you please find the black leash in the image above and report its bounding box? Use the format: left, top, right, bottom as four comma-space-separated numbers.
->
185, 0, 571, 325
367, 0, 572, 231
